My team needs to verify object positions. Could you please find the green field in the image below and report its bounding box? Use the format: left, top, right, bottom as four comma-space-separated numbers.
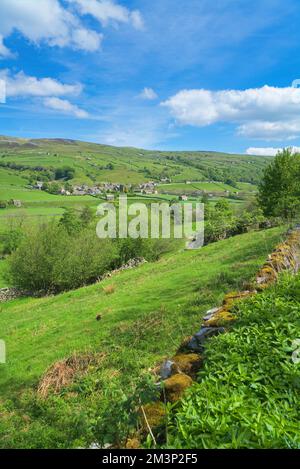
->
0, 136, 268, 233
0, 226, 286, 448
158, 181, 237, 193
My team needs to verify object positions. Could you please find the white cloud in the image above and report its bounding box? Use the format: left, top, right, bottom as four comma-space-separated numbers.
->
0, 70, 89, 119
1, 70, 82, 98
0, 0, 102, 56
130, 11, 144, 30
0, 35, 13, 58
71, 0, 144, 30
71, 28, 103, 52
44, 97, 89, 119
246, 146, 300, 156
139, 87, 158, 100
238, 120, 300, 141
162, 85, 300, 140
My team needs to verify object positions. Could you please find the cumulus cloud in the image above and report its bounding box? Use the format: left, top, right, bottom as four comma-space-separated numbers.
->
71, 0, 144, 30
139, 87, 158, 100
0, 70, 89, 119
0, 70, 82, 98
162, 85, 300, 140
0, 0, 103, 56
246, 146, 300, 156
44, 97, 89, 119
238, 120, 300, 140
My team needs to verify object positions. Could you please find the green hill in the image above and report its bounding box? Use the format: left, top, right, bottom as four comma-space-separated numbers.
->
0, 226, 286, 448
0, 135, 271, 187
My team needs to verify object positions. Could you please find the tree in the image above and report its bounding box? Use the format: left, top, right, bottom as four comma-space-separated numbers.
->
59, 208, 81, 234
55, 166, 75, 180
80, 206, 94, 225
258, 149, 300, 219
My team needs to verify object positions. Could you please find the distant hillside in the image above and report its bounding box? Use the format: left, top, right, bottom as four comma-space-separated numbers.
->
0, 135, 272, 186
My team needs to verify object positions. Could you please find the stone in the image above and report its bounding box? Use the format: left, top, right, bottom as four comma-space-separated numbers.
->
204, 310, 236, 327
203, 307, 221, 321
172, 353, 202, 377
163, 373, 193, 402
0, 287, 26, 303
187, 327, 225, 352
160, 360, 176, 379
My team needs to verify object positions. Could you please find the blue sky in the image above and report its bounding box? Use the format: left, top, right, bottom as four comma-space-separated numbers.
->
1, 0, 300, 154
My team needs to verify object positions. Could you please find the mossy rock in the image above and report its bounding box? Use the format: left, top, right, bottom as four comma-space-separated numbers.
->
172, 353, 202, 377
256, 264, 278, 288
163, 373, 193, 403
140, 402, 166, 433
204, 309, 236, 327
222, 291, 253, 310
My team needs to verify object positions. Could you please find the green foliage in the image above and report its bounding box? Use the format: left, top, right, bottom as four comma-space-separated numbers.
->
165, 274, 300, 449
5, 216, 173, 293
59, 208, 82, 234
80, 206, 94, 226
47, 182, 61, 194
55, 166, 75, 181
6, 222, 117, 292
258, 149, 300, 219
1, 227, 24, 255
116, 237, 173, 265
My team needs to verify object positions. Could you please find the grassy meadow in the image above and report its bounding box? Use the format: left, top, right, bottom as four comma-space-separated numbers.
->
0, 226, 286, 448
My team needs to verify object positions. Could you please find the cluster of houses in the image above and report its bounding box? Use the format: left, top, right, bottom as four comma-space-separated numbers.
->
138, 181, 158, 195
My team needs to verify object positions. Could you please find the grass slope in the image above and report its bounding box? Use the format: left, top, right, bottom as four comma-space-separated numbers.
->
0, 227, 286, 448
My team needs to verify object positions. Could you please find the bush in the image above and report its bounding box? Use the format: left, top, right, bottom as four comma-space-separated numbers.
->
6, 223, 117, 293
6, 220, 175, 293
1, 222, 25, 255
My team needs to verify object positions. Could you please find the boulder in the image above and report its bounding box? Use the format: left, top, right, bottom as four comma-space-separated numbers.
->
172, 353, 202, 377
187, 327, 226, 352
163, 373, 193, 402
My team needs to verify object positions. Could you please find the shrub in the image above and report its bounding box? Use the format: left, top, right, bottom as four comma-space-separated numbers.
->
1, 226, 24, 255
6, 223, 117, 293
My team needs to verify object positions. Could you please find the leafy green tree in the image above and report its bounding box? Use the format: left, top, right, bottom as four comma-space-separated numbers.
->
55, 166, 75, 180
59, 208, 81, 234
258, 149, 300, 219
47, 182, 61, 194
80, 206, 94, 225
